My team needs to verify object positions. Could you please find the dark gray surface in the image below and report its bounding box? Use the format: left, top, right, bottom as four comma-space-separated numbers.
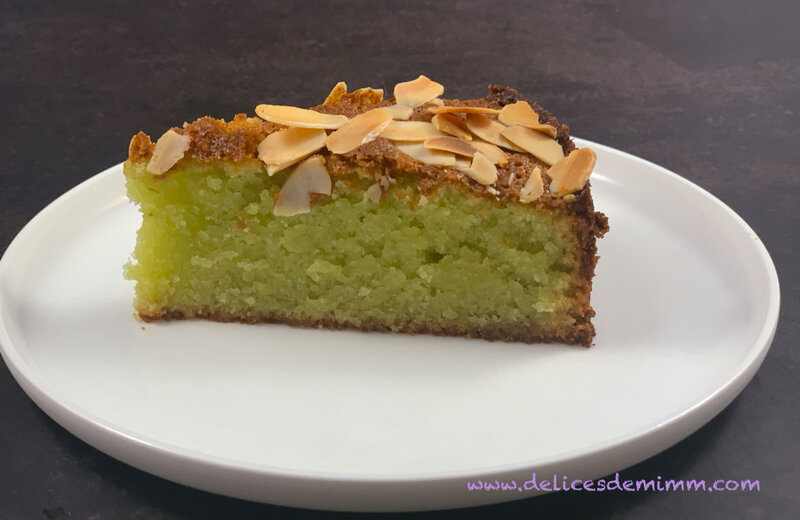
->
1, 1, 798, 518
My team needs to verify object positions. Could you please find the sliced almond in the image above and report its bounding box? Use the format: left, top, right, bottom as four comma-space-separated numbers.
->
501, 126, 564, 165
273, 156, 332, 216
458, 151, 498, 185
498, 101, 557, 138
519, 166, 544, 203
454, 156, 472, 169
548, 148, 597, 196
395, 142, 456, 166
325, 108, 393, 154
146, 129, 191, 175
431, 113, 472, 141
385, 104, 414, 120
267, 156, 312, 176
257, 127, 327, 173
350, 87, 384, 105
427, 97, 445, 106
498, 101, 539, 126
364, 182, 382, 203
423, 136, 476, 157
255, 104, 348, 129
381, 121, 445, 141
393, 75, 444, 108
323, 82, 347, 105
428, 105, 500, 115
464, 113, 524, 152
469, 140, 508, 165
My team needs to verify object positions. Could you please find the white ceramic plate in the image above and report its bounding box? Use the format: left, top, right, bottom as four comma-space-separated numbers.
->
0, 139, 780, 512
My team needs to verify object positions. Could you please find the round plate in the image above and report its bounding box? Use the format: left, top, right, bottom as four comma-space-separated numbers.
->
0, 139, 780, 511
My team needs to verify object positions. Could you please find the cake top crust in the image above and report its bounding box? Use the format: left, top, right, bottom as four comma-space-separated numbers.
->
128, 79, 595, 205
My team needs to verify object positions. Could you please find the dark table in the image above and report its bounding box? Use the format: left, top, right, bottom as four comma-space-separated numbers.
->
1, 1, 798, 518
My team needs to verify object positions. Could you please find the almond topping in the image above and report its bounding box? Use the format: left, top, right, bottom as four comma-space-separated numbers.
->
273, 156, 332, 217
267, 158, 312, 176
428, 105, 500, 115
464, 113, 524, 152
498, 101, 557, 138
454, 156, 472, 169
498, 101, 538, 125
364, 182, 382, 203
257, 127, 327, 174
325, 108, 393, 154
458, 151, 498, 185
385, 104, 414, 120
424, 136, 476, 157
469, 140, 508, 165
350, 87, 384, 105
519, 166, 544, 203
146, 129, 191, 175
381, 121, 445, 141
323, 82, 347, 105
548, 148, 597, 196
427, 97, 445, 107
431, 113, 472, 141
395, 142, 456, 166
255, 104, 349, 129
500, 126, 564, 165
393, 75, 444, 108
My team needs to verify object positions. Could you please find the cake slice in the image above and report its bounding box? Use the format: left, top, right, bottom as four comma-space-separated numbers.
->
124, 77, 608, 346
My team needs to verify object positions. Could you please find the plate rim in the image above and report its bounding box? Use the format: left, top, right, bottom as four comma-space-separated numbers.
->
0, 139, 781, 508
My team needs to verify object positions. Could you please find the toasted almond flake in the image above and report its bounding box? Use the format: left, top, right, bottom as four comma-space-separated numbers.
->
255, 104, 349, 129
458, 151, 498, 185
498, 101, 539, 126
501, 126, 564, 165
393, 75, 444, 108
381, 121, 445, 141
454, 156, 472, 169
273, 156, 332, 216
146, 129, 191, 175
257, 127, 327, 172
431, 113, 472, 141
364, 182, 382, 203
395, 142, 456, 166
423, 136, 476, 157
498, 101, 558, 138
350, 87, 384, 105
428, 105, 500, 115
519, 166, 544, 203
326, 108, 393, 154
266, 155, 312, 176
464, 113, 524, 152
528, 124, 558, 139
469, 140, 508, 165
428, 97, 445, 106
323, 81, 347, 105
385, 104, 414, 120
548, 148, 597, 196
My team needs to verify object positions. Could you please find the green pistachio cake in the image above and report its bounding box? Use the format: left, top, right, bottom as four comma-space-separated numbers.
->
124, 76, 608, 346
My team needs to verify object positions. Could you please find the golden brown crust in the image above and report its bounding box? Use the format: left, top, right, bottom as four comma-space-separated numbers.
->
177, 114, 279, 163
137, 306, 595, 347
128, 131, 154, 161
